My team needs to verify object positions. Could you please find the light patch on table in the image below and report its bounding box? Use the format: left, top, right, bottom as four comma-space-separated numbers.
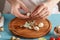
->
0, 17, 4, 27
0, 35, 1, 38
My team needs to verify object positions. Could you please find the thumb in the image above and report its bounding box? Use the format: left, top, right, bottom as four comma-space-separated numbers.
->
18, 0, 30, 13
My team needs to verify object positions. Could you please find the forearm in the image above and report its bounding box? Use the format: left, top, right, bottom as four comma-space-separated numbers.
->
45, 0, 60, 9
44, 0, 60, 13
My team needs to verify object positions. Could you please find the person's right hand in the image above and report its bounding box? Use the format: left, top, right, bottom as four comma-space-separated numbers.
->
31, 3, 50, 19
7, 0, 30, 19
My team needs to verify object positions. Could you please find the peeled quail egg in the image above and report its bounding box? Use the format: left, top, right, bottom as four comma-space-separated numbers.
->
11, 36, 16, 40
0, 27, 4, 32
38, 22, 44, 27
57, 26, 60, 33
27, 13, 30, 16
16, 38, 20, 40
28, 27, 32, 29
34, 26, 39, 31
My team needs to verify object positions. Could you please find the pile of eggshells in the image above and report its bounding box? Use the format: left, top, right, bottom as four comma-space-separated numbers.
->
20, 21, 44, 31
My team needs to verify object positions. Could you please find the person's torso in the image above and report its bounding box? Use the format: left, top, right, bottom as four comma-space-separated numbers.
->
3, 0, 59, 14
21, 0, 46, 12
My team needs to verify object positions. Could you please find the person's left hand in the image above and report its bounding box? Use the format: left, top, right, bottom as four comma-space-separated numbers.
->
31, 3, 50, 19
7, 0, 30, 19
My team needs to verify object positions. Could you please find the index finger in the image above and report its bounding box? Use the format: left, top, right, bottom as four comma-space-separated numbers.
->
18, 0, 30, 13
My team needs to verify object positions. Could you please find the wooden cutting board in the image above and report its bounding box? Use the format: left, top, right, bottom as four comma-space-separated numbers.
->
9, 18, 52, 38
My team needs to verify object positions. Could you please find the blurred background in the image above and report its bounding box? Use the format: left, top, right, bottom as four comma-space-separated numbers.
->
0, 0, 5, 12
